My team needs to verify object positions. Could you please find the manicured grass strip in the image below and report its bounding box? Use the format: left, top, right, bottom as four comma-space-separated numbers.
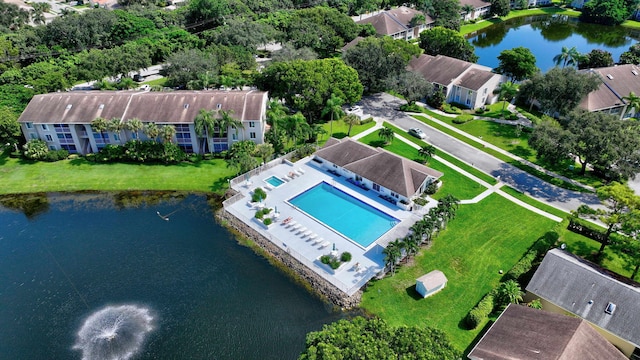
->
460, 7, 580, 35
500, 186, 568, 219
320, 120, 376, 142
359, 132, 487, 200
361, 194, 556, 351
0, 156, 236, 195
142, 77, 168, 87
382, 121, 498, 185
413, 115, 589, 193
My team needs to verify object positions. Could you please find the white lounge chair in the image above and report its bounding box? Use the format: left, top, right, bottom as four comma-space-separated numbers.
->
297, 168, 305, 174
286, 220, 297, 228
296, 226, 307, 234
308, 233, 318, 240
312, 237, 323, 245
319, 241, 330, 249
302, 230, 312, 237
291, 223, 302, 231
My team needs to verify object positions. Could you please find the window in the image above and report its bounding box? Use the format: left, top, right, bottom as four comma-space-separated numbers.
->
45, 134, 53, 141
29, 133, 37, 140
61, 144, 77, 153
605, 302, 616, 315
49, 145, 56, 150
26, 122, 33, 129
41, 124, 48, 130
232, 133, 237, 140
113, 134, 120, 141
373, 183, 381, 191
466, 98, 471, 105
249, 121, 255, 128
250, 132, 256, 139
483, 88, 488, 95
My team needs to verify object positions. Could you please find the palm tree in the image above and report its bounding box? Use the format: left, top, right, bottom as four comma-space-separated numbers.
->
321, 93, 344, 137
282, 112, 310, 145
462, 4, 475, 20
254, 143, 274, 164
623, 92, 640, 118
311, 124, 328, 146
107, 118, 122, 142
30, 3, 48, 25
409, 14, 425, 28
91, 117, 108, 144
343, 114, 360, 137
194, 109, 216, 154
499, 280, 524, 305
494, 82, 519, 117
382, 240, 403, 275
403, 235, 420, 260
418, 145, 436, 163
217, 109, 244, 139
144, 122, 159, 142
553, 46, 579, 68
159, 125, 176, 143
125, 118, 144, 140
378, 127, 395, 145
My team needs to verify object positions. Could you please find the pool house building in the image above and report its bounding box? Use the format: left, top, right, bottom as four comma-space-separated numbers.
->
313, 138, 442, 209
17, 90, 268, 155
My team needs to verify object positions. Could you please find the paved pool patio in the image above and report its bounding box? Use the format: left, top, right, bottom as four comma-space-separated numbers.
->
224, 156, 437, 296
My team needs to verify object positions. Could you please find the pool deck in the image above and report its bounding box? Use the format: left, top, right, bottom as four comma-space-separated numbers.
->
224, 157, 437, 296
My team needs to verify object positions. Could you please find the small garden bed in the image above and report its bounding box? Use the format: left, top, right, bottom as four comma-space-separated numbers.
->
319, 251, 352, 273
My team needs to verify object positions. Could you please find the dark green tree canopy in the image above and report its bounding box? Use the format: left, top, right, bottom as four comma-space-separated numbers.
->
256, 58, 363, 120
419, 26, 478, 62
343, 36, 422, 93
577, 49, 614, 69
619, 43, 640, 64
518, 67, 600, 116
580, 0, 635, 25
490, 0, 511, 17
385, 71, 433, 105
496, 47, 539, 81
162, 49, 218, 88
299, 316, 461, 360
430, 0, 462, 31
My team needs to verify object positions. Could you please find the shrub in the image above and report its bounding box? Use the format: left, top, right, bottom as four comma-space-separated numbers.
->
296, 144, 315, 158
475, 107, 485, 114
320, 255, 332, 264
506, 113, 519, 120
94, 141, 186, 164
252, 188, 267, 203
427, 89, 445, 109
505, 249, 537, 281
414, 197, 428, 206
44, 149, 69, 162
453, 114, 473, 124
360, 117, 374, 125
263, 217, 273, 226
399, 103, 423, 113
23, 139, 49, 160
465, 293, 495, 329
340, 252, 352, 262
442, 103, 462, 114
424, 180, 440, 195
329, 258, 341, 269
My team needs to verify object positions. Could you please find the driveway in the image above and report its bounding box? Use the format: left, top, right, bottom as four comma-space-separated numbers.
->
358, 93, 600, 212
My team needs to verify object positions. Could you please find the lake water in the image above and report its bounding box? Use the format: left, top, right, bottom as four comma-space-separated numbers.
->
467, 15, 640, 71
0, 192, 343, 359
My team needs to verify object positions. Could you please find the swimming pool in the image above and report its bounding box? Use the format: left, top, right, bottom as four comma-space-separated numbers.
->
289, 182, 399, 247
265, 176, 285, 187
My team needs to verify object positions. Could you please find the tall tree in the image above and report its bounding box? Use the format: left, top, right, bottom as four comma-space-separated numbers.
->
0, 106, 20, 148
462, 4, 475, 19
254, 143, 274, 164
528, 120, 573, 165
217, 109, 243, 138
378, 126, 394, 145
194, 109, 216, 154
430, 0, 461, 31
321, 93, 344, 137
575, 182, 640, 257
494, 81, 519, 115
419, 27, 478, 62
418, 144, 437, 163
580, 0, 633, 25
91, 117, 108, 144
623, 91, 640, 118
144, 122, 159, 142
159, 125, 176, 143
496, 47, 539, 81
125, 118, 144, 140
577, 49, 614, 69
490, 0, 510, 16
619, 43, 640, 65
343, 114, 360, 137
162, 49, 218, 89
384, 71, 434, 105
553, 46, 580, 68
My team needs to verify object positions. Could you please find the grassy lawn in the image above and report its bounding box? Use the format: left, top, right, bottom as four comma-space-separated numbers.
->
500, 186, 568, 219
382, 122, 498, 185
460, 7, 580, 35
319, 120, 376, 142
359, 132, 487, 200
412, 115, 593, 192
360, 194, 556, 351
0, 155, 237, 195
142, 77, 168, 87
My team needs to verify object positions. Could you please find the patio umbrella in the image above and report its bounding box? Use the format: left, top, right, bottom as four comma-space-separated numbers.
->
275, 206, 278, 214
332, 243, 336, 251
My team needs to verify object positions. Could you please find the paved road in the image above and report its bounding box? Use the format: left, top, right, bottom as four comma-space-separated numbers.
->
358, 93, 600, 212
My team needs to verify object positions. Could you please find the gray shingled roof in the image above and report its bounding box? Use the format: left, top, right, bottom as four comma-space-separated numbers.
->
468, 304, 627, 360
580, 64, 640, 112
456, 68, 496, 91
460, 0, 492, 9
17, 90, 268, 124
526, 249, 640, 348
315, 138, 442, 197
409, 54, 473, 87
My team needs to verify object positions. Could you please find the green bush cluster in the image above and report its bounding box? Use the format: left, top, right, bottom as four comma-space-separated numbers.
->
399, 103, 424, 113
90, 140, 186, 164
22, 139, 70, 161
254, 207, 271, 219
475, 107, 485, 114
251, 188, 267, 203
452, 114, 473, 124
441, 103, 462, 114
262, 217, 273, 226
340, 251, 352, 262
424, 180, 440, 195
360, 117, 374, 125
44, 149, 70, 162
465, 293, 495, 329
505, 249, 537, 282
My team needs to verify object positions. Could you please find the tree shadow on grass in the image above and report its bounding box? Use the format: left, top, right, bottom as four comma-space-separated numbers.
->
210, 176, 233, 193
367, 140, 386, 148
405, 284, 424, 301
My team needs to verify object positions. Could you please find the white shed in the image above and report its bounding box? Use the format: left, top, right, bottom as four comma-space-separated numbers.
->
416, 270, 447, 298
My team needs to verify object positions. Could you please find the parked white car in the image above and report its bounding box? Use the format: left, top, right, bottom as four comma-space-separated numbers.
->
408, 128, 426, 139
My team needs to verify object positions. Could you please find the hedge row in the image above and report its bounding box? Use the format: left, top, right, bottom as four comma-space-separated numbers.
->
465, 293, 495, 329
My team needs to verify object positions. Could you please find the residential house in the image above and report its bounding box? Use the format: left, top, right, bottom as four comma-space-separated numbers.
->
313, 137, 442, 208
579, 64, 640, 119
18, 90, 268, 155
468, 303, 627, 360
415, 270, 447, 298
355, 6, 435, 41
526, 248, 640, 358
408, 54, 506, 109
460, 0, 492, 21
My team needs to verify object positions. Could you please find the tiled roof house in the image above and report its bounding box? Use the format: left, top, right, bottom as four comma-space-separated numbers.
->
579, 64, 640, 119
356, 6, 434, 41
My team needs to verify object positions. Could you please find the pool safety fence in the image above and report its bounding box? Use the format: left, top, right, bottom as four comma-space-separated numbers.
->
225, 208, 374, 296
229, 151, 298, 188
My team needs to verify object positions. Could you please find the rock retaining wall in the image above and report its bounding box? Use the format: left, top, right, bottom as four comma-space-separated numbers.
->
216, 209, 362, 309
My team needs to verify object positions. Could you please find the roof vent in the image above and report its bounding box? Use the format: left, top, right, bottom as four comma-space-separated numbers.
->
607, 74, 614, 80
605, 302, 616, 315
98, 104, 104, 109
633, 70, 639, 76
66, 104, 72, 110
184, 103, 189, 109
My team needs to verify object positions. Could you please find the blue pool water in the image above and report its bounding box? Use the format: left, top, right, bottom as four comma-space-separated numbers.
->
289, 182, 398, 247
265, 176, 285, 187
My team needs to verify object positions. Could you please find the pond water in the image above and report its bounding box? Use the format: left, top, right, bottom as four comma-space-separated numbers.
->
467, 15, 640, 71
0, 192, 344, 359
